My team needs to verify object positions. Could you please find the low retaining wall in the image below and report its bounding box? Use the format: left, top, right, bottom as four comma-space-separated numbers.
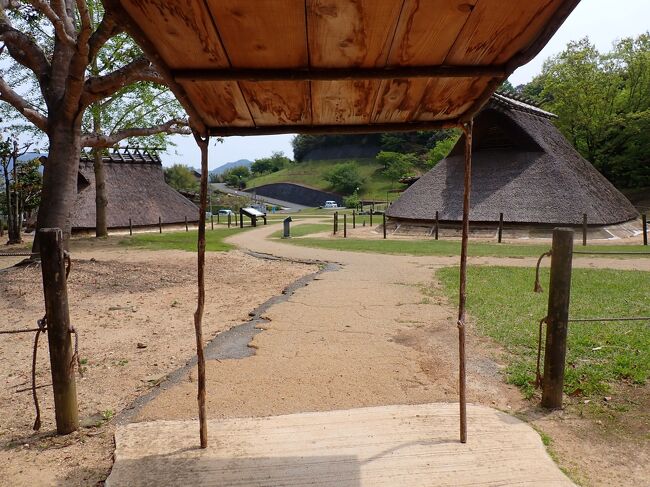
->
247, 183, 343, 207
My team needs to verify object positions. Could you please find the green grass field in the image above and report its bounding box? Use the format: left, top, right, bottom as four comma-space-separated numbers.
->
246, 158, 405, 201
436, 266, 650, 398
120, 227, 250, 252
270, 223, 332, 239
280, 237, 650, 258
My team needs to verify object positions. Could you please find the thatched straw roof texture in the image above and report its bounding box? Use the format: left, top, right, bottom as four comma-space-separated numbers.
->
386, 96, 638, 226
71, 157, 198, 229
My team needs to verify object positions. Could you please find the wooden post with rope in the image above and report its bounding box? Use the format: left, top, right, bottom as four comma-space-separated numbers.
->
193, 133, 209, 448
39, 228, 78, 435
541, 228, 574, 409
457, 121, 473, 444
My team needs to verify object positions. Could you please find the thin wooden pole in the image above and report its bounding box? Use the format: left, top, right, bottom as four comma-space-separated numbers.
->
185, 216, 189, 232
333, 212, 337, 235
227, 213, 231, 228
457, 121, 473, 444
39, 228, 78, 435
582, 213, 587, 246
642, 214, 647, 246
158, 216, 162, 233
129, 218, 132, 236
498, 213, 503, 243
383, 212, 387, 239
370, 209, 373, 226
211, 214, 214, 230
344, 214, 347, 238
435, 211, 439, 240
542, 228, 574, 409
192, 133, 209, 448
352, 210, 356, 229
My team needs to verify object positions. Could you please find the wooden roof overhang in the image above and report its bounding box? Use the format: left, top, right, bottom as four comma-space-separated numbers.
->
103, 0, 580, 137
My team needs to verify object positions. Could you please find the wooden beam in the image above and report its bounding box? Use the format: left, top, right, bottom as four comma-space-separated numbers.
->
173, 65, 507, 82
209, 120, 459, 137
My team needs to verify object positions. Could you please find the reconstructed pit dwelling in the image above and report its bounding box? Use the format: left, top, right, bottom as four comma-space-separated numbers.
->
386, 93, 640, 240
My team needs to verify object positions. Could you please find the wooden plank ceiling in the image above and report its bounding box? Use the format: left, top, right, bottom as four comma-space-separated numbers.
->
115, 0, 579, 135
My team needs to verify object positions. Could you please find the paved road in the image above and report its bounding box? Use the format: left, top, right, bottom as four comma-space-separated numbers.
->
211, 183, 310, 212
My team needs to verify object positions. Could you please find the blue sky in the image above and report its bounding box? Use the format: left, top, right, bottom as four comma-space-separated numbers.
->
162, 0, 650, 170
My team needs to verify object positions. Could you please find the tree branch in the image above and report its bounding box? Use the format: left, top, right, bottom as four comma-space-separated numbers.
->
24, 0, 75, 45
81, 119, 191, 148
81, 56, 163, 106
0, 75, 47, 131
88, 10, 121, 62
0, 18, 50, 81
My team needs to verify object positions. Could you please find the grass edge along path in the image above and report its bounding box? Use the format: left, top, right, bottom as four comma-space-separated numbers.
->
435, 265, 650, 399
120, 227, 252, 252
280, 236, 650, 259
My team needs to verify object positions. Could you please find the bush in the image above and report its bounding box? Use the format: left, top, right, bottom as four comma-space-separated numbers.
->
164, 164, 199, 191
343, 191, 360, 209
222, 165, 251, 189
324, 162, 365, 194
251, 151, 292, 175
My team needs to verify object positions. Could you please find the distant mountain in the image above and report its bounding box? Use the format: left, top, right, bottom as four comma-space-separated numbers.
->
210, 159, 253, 176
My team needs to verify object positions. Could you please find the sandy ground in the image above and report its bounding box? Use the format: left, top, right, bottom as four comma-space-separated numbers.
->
2, 224, 648, 486
0, 241, 316, 486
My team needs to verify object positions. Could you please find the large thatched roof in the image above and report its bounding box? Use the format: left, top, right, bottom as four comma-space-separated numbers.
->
386, 94, 639, 226
70, 150, 198, 229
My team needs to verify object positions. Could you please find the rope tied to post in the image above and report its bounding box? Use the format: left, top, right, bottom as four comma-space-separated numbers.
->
534, 250, 552, 293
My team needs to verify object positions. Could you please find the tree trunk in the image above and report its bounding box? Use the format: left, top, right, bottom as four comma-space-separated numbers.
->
33, 117, 83, 251
93, 149, 108, 237
2, 160, 13, 243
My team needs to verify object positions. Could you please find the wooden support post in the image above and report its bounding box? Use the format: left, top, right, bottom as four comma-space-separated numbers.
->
352, 210, 356, 229
582, 213, 587, 246
498, 213, 503, 243
185, 216, 189, 232
370, 209, 373, 227
457, 121, 473, 444
641, 213, 648, 245
39, 228, 79, 435
228, 213, 231, 228
129, 218, 132, 236
383, 212, 387, 239
240, 212, 243, 229
211, 214, 214, 231
542, 228, 574, 410
344, 214, 347, 238
217, 212, 220, 224
435, 211, 439, 240
333, 212, 338, 235
192, 133, 210, 448
159, 216, 162, 233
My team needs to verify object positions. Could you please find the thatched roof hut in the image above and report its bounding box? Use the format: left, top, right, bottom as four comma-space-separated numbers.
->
386, 93, 639, 230
70, 148, 198, 231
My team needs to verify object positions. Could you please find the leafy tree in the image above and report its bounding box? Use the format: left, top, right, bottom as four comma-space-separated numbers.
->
426, 134, 460, 167
251, 151, 291, 175
0, 1, 192, 248
376, 151, 418, 181
164, 164, 198, 192
342, 191, 360, 209
222, 165, 251, 189
324, 162, 365, 194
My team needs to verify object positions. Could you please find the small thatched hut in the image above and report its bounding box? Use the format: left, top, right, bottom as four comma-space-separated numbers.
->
70, 148, 198, 231
386, 93, 639, 238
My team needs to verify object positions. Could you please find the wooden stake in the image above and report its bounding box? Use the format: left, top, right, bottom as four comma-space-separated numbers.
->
211, 214, 214, 230
458, 121, 473, 444
352, 210, 356, 229
344, 214, 347, 238
158, 216, 162, 233
228, 213, 231, 228
582, 213, 587, 246
370, 209, 373, 227
193, 133, 209, 448
39, 228, 78, 435
542, 228, 574, 409
498, 213, 503, 243
185, 216, 189, 232
383, 213, 387, 239
435, 211, 439, 240
129, 218, 132, 236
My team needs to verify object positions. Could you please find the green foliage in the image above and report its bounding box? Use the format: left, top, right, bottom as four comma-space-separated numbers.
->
426, 134, 460, 167
13, 159, 42, 212
324, 162, 365, 194
164, 164, 198, 192
376, 151, 418, 181
122, 227, 250, 252
436, 266, 650, 397
222, 165, 251, 188
291, 134, 382, 161
343, 191, 361, 209
251, 151, 292, 175
532, 34, 650, 188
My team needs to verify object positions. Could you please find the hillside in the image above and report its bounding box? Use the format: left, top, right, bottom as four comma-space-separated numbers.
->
246, 158, 407, 201
210, 159, 253, 176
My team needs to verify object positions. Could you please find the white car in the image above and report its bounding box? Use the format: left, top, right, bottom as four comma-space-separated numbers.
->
218, 209, 234, 216
323, 201, 339, 208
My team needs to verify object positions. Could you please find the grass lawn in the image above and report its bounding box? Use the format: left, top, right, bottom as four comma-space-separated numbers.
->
120, 227, 250, 252
436, 266, 650, 398
270, 223, 332, 239
281, 237, 650, 258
